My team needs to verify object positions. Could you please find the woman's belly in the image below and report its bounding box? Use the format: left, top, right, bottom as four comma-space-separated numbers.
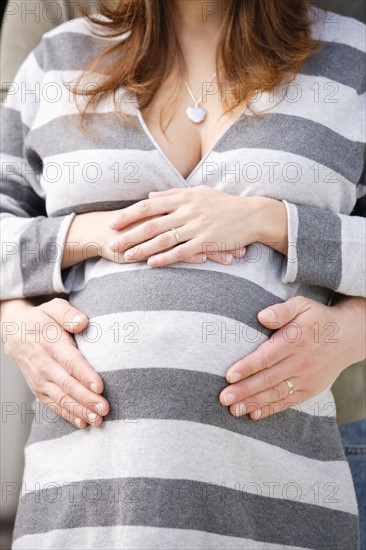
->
17, 251, 358, 547
64, 250, 338, 430
67, 247, 287, 379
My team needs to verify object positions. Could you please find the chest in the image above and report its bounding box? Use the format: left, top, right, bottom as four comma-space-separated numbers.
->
26, 72, 363, 217
139, 72, 247, 181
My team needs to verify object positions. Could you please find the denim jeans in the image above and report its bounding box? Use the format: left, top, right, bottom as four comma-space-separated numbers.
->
339, 417, 366, 550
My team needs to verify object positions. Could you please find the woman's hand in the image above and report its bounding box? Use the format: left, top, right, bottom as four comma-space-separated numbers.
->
219, 295, 366, 420
106, 186, 288, 267
1, 297, 110, 429
62, 208, 245, 269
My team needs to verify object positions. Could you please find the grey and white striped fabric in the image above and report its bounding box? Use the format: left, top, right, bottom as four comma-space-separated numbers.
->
1, 5, 365, 550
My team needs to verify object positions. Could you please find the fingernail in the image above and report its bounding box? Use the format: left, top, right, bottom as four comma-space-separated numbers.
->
229, 372, 241, 383
255, 408, 262, 419
261, 308, 276, 322
108, 217, 118, 228
202, 254, 207, 262
75, 418, 81, 428
95, 403, 104, 415
224, 254, 233, 264
124, 249, 136, 261
222, 392, 236, 406
109, 240, 119, 251
148, 258, 157, 267
90, 383, 98, 393
88, 412, 98, 421
234, 402, 246, 416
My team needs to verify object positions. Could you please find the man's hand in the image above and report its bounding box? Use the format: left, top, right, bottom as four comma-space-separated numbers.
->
1, 297, 110, 429
219, 295, 366, 420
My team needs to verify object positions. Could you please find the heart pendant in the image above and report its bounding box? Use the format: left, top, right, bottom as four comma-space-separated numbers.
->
186, 106, 207, 124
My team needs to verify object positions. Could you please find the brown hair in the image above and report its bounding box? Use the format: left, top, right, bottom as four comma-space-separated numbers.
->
74, 0, 322, 132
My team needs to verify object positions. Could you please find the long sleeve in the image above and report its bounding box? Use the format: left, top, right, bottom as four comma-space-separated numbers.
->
281, 170, 366, 297
0, 45, 77, 300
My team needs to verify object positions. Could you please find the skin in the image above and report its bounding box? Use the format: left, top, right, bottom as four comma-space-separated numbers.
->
106, 187, 288, 265
1, 0, 365, 428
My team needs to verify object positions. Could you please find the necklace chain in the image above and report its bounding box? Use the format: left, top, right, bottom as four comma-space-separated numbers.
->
184, 72, 217, 107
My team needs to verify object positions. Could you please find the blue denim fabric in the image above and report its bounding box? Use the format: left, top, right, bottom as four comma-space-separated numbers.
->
339, 417, 366, 550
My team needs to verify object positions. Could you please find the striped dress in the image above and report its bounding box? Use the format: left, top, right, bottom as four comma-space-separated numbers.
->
1, 6, 365, 550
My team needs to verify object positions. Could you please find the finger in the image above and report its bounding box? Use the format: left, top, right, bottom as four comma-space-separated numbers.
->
123, 225, 194, 262
44, 398, 88, 429
244, 396, 301, 420
40, 297, 89, 334
109, 213, 182, 254
221, 356, 295, 405
50, 346, 106, 396
49, 361, 109, 417
205, 247, 246, 264
108, 196, 182, 230
228, 379, 298, 417
230, 247, 246, 258
122, 247, 207, 265
46, 381, 103, 426
225, 334, 290, 383
183, 253, 208, 263
43, 384, 101, 428
258, 296, 312, 329
147, 238, 203, 267
207, 252, 234, 265
149, 189, 183, 197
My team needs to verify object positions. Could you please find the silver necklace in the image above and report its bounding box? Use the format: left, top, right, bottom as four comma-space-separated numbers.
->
184, 72, 217, 124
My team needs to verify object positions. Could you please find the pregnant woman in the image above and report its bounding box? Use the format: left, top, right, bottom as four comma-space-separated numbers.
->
1, 0, 365, 548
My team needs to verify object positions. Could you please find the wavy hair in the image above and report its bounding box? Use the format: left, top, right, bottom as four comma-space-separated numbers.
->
73, 0, 323, 132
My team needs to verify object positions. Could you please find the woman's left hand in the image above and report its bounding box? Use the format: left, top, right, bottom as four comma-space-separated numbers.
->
107, 185, 287, 267
219, 295, 366, 420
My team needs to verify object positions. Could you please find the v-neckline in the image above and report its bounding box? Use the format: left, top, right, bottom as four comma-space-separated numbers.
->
134, 97, 249, 186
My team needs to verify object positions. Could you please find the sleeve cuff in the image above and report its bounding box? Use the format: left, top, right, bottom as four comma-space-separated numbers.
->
52, 212, 78, 294
281, 200, 299, 284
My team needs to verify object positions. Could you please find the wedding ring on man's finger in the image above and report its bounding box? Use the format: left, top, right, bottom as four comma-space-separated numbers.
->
284, 378, 294, 396
170, 227, 181, 244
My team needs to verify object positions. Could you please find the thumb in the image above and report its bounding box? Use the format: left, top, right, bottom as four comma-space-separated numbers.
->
258, 296, 311, 328
41, 298, 89, 333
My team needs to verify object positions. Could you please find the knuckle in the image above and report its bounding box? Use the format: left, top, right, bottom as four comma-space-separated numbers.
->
62, 376, 74, 394
273, 384, 282, 402
263, 371, 276, 388
63, 356, 76, 374
143, 220, 157, 237
38, 362, 49, 377
157, 232, 171, 248
50, 297, 64, 306
291, 295, 306, 306
174, 247, 186, 261
137, 200, 150, 213
294, 295, 312, 310
262, 352, 273, 370
184, 203, 198, 217
79, 391, 91, 405
57, 392, 70, 410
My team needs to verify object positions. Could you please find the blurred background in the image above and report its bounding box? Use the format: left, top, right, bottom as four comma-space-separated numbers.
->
0, 1, 365, 549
